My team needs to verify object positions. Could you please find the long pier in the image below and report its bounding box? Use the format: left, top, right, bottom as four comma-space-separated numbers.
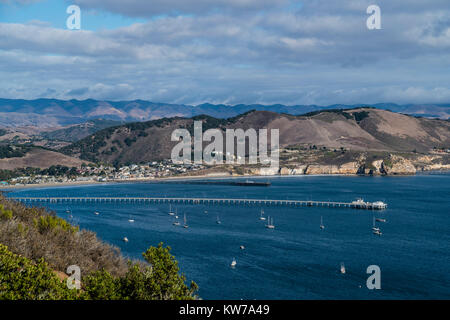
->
9, 197, 387, 210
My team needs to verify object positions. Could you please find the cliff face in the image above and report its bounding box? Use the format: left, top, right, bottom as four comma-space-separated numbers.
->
382, 155, 416, 175
251, 154, 438, 176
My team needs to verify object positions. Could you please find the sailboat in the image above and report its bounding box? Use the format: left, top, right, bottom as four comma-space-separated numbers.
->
372, 217, 380, 231
266, 216, 275, 229
94, 211, 100, 216
123, 237, 129, 242
216, 214, 221, 224
169, 205, 175, 216
259, 209, 266, 221
175, 208, 179, 219
65, 207, 71, 214
230, 258, 237, 268
340, 262, 346, 274
183, 213, 188, 228
376, 218, 387, 223
372, 217, 382, 235
128, 214, 134, 223
320, 216, 325, 230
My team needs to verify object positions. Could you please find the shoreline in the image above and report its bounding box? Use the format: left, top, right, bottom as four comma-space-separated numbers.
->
1, 169, 448, 191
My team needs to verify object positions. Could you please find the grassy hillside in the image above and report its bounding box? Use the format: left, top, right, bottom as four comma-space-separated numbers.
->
61, 108, 450, 166
0, 146, 84, 170
0, 195, 198, 300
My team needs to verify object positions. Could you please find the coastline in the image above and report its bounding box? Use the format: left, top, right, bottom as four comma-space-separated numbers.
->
1, 169, 448, 191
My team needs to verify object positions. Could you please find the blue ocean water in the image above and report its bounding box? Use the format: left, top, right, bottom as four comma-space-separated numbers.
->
6, 173, 450, 299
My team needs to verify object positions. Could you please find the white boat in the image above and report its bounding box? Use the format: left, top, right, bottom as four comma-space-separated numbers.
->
320, 216, 325, 230
376, 218, 387, 223
372, 216, 380, 232
128, 215, 135, 223
216, 214, 221, 224
266, 216, 275, 229
169, 205, 175, 216
94, 211, 100, 215
204, 210, 208, 214
240, 245, 245, 250
340, 262, 346, 274
123, 237, 129, 242
259, 209, 266, 221
183, 213, 188, 228
373, 229, 382, 236
230, 258, 237, 268
173, 221, 180, 226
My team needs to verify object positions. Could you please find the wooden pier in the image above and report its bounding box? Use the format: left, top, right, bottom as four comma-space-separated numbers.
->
9, 196, 387, 210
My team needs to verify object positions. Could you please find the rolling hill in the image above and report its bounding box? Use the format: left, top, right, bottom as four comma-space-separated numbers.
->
61, 108, 450, 166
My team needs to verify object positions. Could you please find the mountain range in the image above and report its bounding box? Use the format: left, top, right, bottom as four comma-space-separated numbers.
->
0, 98, 449, 129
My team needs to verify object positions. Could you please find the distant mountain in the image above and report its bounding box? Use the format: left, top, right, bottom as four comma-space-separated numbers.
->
61, 108, 450, 166
40, 119, 124, 142
0, 98, 448, 128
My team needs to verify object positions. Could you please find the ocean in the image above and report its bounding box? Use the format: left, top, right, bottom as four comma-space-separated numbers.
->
6, 173, 450, 299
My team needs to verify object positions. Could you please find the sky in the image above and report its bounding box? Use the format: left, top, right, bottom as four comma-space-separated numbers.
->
0, 0, 449, 105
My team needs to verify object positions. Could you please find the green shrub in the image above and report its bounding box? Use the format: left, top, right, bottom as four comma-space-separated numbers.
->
0, 244, 77, 300
33, 215, 78, 234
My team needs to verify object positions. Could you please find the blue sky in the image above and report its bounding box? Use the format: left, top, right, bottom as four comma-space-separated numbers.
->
0, 0, 147, 30
0, 0, 449, 105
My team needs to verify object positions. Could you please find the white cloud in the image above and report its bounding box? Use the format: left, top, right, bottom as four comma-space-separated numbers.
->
0, 0, 449, 104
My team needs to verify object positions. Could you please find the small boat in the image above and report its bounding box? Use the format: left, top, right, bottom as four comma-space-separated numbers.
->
94, 211, 100, 216
340, 262, 346, 274
320, 216, 325, 230
373, 229, 382, 236
183, 213, 188, 228
259, 209, 266, 221
128, 214, 135, 223
204, 210, 208, 214
376, 218, 387, 223
216, 214, 221, 224
230, 258, 237, 268
173, 221, 180, 226
372, 216, 380, 232
65, 208, 71, 214
266, 216, 275, 229
169, 205, 175, 216
240, 245, 245, 250
123, 237, 129, 242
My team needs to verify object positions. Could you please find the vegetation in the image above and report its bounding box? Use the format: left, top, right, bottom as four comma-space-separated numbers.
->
0, 165, 79, 182
353, 111, 370, 123
0, 195, 198, 300
0, 244, 78, 300
0, 145, 32, 159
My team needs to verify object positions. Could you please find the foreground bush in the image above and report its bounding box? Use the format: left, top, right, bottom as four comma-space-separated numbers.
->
0, 194, 198, 300
83, 243, 198, 300
0, 195, 128, 277
0, 244, 77, 300
0, 242, 198, 300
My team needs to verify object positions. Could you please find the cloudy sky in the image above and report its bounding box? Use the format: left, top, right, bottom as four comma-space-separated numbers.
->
0, 0, 449, 105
